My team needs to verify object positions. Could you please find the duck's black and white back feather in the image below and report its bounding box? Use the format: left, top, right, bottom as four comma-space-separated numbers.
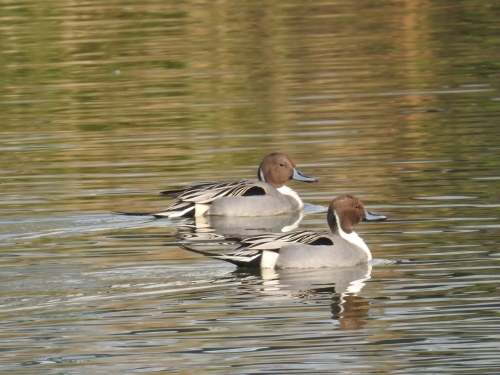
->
211, 230, 334, 267
162, 180, 265, 203
155, 179, 266, 217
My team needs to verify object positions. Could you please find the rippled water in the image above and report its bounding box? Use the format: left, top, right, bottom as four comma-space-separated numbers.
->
1, 1, 500, 373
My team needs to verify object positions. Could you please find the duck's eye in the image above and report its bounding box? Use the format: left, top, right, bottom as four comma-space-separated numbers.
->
280, 163, 285, 167
354, 205, 359, 209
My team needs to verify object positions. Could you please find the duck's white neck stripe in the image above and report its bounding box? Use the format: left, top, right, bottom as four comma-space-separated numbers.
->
281, 211, 304, 232
345, 264, 372, 294
277, 185, 304, 209
258, 167, 265, 182
334, 211, 372, 261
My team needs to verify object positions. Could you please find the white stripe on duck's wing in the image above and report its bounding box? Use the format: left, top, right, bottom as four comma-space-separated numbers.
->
237, 233, 283, 248
214, 253, 261, 263
173, 180, 266, 203
227, 248, 262, 257
275, 230, 331, 244
216, 246, 283, 268
153, 200, 195, 217
212, 248, 265, 267
240, 230, 333, 249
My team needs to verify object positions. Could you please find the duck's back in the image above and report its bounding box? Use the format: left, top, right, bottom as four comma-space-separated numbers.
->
276, 236, 370, 268
208, 181, 301, 216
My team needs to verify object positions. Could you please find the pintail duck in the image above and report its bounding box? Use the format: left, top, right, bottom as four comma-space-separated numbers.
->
182, 195, 375, 268
154, 153, 317, 218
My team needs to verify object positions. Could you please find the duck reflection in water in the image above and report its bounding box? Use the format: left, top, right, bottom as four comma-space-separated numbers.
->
235, 264, 372, 330
188, 210, 305, 236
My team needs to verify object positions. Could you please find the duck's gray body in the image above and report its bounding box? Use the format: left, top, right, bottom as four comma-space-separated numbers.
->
208, 182, 302, 216
275, 235, 370, 268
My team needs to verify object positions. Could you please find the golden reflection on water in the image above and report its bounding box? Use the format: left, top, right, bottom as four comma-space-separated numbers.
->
2, 1, 499, 219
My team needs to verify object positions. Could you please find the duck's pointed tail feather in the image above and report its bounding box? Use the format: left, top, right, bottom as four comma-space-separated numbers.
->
178, 243, 261, 268
114, 211, 154, 216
